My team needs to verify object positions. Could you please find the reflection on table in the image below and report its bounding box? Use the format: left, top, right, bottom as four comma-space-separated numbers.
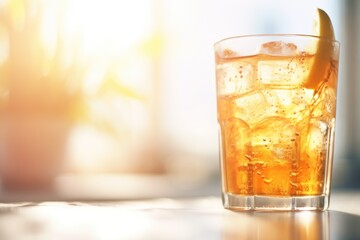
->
0, 198, 359, 240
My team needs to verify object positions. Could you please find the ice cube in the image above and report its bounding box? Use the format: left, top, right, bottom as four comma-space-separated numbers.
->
262, 89, 313, 123
258, 58, 309, 87
221, 48, 237, 58
223, 117, 252, 161
297, 117, 328, 159
233, 91, 270, 126
311, 84, 336, 122
252, 116, 296, 157
222, 118, 252, 194
216, 60, 258, 96
252, 116, 297, 195
233, 89, 309, 126
259, 41, 298, 56
295, 117, 328, 194
257, 45, 312, 88
307, 119, 328, 154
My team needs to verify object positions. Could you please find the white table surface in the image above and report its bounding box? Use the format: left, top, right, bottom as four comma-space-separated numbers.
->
0, 174, 359, 240
0, 191, 359, 240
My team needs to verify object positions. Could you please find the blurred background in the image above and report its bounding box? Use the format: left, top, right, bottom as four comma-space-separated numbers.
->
0, 0, 358, 201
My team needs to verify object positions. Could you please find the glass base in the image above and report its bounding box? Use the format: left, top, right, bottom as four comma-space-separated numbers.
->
222, 192, 329, 211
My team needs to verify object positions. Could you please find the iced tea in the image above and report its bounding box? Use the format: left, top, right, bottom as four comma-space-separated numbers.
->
215, 35, 339, 210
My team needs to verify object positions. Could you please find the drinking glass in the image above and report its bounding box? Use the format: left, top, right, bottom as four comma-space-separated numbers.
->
215, 34, 340, 210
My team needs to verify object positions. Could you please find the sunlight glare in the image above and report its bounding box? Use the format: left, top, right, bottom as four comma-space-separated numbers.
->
40, 0, 155, 173
62, 0, 153, 60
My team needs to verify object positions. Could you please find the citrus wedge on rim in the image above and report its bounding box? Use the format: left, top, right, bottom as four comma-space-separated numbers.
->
304, 8, 335, 89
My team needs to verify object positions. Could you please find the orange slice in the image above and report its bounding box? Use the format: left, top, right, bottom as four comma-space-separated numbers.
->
304, 8, 335, 89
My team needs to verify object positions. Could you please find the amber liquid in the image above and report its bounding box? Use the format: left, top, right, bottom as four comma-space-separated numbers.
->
216, 54, 338, 196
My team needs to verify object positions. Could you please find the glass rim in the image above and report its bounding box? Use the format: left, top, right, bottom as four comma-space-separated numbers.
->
214, 34, 340, 47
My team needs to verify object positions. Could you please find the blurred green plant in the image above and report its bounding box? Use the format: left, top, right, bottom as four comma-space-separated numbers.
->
0, 0, 86, 120
0, 0, 152, 120
0, 0, 164, 139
